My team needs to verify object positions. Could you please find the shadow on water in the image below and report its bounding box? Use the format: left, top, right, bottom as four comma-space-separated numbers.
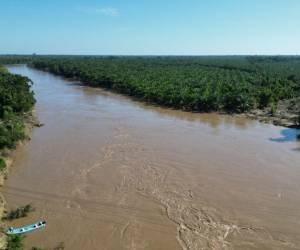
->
270, 128, 300, 151
270, 128, 300, 143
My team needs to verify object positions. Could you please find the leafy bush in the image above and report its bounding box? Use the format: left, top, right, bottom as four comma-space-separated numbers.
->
5, 204, 35, 221
0, 113, 26, 149
6, 235, 24, 250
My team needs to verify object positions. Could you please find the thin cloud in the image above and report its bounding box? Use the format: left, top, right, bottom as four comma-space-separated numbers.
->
95, 7, 119, 17
78, 6, 119, 17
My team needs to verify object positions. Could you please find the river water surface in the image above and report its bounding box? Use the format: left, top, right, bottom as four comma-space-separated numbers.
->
3, 65, 300, 250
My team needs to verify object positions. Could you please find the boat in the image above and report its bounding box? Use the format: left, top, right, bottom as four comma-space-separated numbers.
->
6, 220, 46, 235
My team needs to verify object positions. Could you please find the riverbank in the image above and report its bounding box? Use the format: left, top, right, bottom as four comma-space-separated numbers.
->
28, 56, 300, 130
28, 64, 300, 129
239, 97, 300, 128
0, 65, 37, 249
0, 111, 40, 249
1, 56, 299, 129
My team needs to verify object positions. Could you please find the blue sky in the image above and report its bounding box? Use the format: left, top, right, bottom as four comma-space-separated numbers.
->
0, 0, 299, 55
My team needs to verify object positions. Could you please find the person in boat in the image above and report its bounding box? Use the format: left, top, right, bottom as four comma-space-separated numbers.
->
38, 221, 46, 226
7, 220, 46, 234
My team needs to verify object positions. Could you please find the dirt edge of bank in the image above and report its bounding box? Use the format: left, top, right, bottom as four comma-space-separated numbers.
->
0, 111, 41, 249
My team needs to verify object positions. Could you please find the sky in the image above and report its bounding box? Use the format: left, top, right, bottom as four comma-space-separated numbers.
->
0, 0, 300, 55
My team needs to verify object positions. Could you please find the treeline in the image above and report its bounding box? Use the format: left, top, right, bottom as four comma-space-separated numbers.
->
30, 56, 299, 112
0, 55, 299, 114
0, 65, 35, 149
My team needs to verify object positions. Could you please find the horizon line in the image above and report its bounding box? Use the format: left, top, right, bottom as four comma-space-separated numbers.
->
1, 54, 300, 57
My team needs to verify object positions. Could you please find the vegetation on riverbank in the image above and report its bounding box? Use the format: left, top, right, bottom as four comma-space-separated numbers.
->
6, 234, 24, 250
6, 235, 64, 250
0, 65, 35, 149
4, 204, 35, 221
0, 55, 299, 126
31, 57, 299, 112
6, 234, 45, 250
0, 64, 36, 249
0, 158, 6, 172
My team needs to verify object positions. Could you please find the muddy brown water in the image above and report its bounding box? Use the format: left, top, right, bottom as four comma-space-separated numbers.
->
2, 65, 300, 250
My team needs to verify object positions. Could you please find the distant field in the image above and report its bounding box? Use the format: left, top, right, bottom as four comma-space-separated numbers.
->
1, 55, 300, 113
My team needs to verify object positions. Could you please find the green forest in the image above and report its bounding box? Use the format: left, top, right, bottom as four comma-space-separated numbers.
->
0, 65, 35, 150
0, 55, 299, 115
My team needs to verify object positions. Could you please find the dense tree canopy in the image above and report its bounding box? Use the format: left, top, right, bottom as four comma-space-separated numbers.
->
0, 55, 299, 114
0, 65, 35, 149
18, 55, 298, 113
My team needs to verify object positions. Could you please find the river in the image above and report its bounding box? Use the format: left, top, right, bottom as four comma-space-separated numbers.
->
2, 65, 300, 250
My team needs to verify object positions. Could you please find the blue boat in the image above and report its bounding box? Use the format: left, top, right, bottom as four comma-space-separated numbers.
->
6, 220, 46, 235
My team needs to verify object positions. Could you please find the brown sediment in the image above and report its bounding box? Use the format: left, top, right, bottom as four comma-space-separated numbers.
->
2, 65, 300, 250
112, 138, 299, 250
0, 110, 39, 249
